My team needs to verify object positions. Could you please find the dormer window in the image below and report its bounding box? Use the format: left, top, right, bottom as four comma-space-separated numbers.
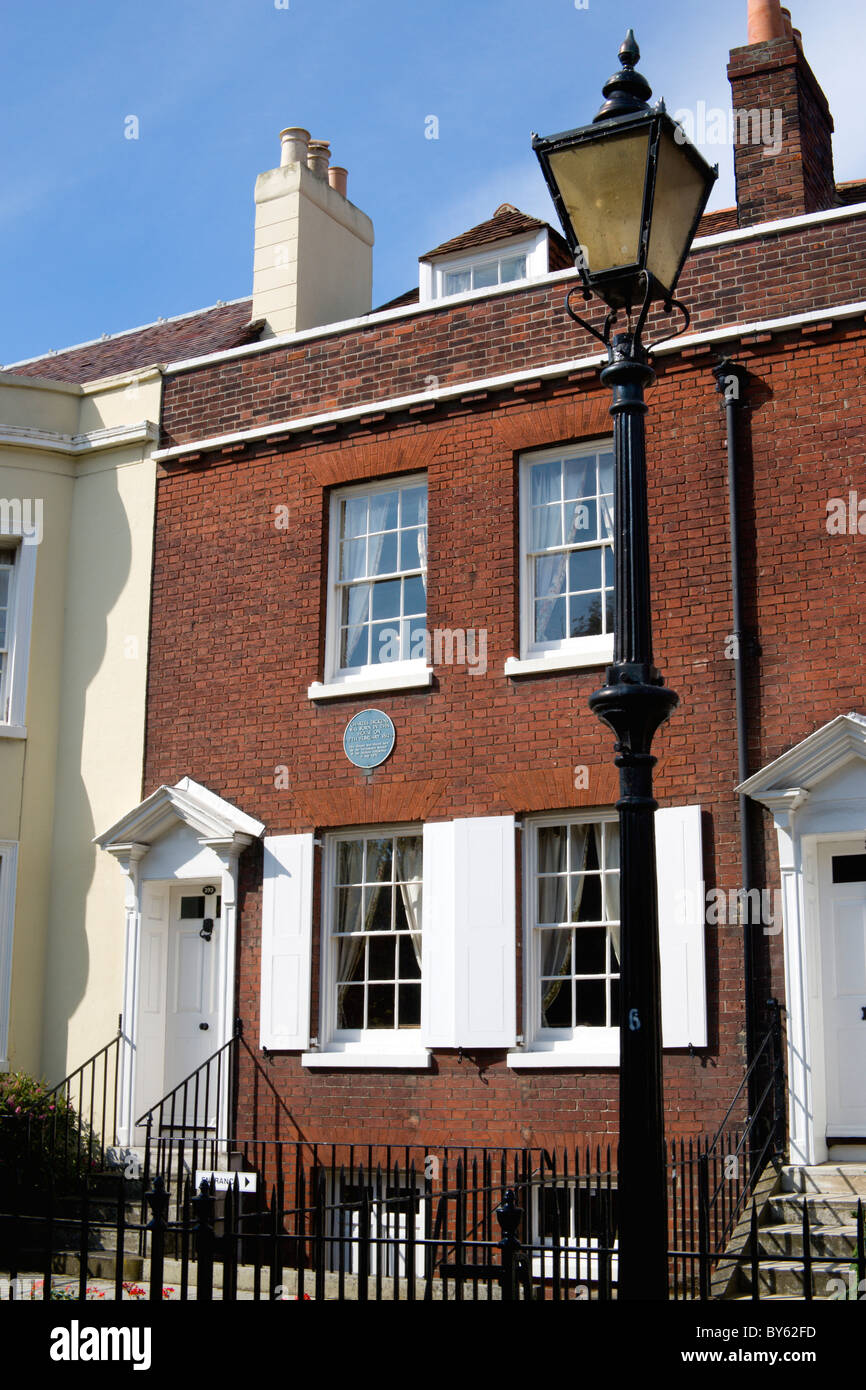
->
418, 206, 571, 306
424, 232, 546, 303
441, 249, 529, 298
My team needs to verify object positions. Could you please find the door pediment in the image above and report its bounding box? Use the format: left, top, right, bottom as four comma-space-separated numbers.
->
739, 712, 866, 809
95, 776, 264, 869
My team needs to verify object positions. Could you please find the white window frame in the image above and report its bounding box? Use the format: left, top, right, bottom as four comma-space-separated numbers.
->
506, 439, 615, 678
514, 809, 621, 1068
309, 473, 432, 702
0, 535, 36, 737
0, 842, 19, 1070
420, 230, 548, 304
310, 823, 431, 1068
530, 1177, 619, 1285
321, 1166, 428, 1277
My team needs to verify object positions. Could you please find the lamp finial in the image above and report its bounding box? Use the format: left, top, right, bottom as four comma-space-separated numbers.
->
595, 29, 653, 122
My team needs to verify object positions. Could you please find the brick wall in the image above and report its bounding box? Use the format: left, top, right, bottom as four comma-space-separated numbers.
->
142, 312, 866, 1149
160, 212, 866, 452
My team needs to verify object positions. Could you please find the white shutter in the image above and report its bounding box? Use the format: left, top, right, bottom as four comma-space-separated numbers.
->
420, 822, 457, 1045
421, 815, 517, 1049
259, 833, 314, 1050
656, 805, 706, 1048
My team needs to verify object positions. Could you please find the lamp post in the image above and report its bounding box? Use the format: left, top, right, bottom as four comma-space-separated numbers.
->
533, 32, 717, 1301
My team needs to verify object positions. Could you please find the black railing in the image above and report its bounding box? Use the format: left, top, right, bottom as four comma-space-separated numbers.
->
4, 1144, 860, 1303
696, 1001, 787, 1295
47, 1019, 125, 1170
1, 1022, 126, 1193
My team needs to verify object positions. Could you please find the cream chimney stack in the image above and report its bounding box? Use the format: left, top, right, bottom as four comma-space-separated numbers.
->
252, 129, 374, 338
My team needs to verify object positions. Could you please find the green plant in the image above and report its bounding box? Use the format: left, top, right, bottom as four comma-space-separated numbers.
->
0, 1069, 98, 1195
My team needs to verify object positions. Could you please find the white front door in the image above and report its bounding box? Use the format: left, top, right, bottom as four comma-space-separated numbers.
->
820, 844, 866, 1138
163, 884, 221, 1105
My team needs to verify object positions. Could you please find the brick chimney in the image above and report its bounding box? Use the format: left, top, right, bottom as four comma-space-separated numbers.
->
728, 1, 836, 227
252, 128, 374, 337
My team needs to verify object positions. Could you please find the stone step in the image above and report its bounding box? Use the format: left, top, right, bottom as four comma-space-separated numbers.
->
781, 1165, 866, 1197
43, 1253, 502, 1300
758, 1222, 860, 1260
739, 1258, 854, 1299
769, 1194, 864, 1225
52, 1250, 145, 1282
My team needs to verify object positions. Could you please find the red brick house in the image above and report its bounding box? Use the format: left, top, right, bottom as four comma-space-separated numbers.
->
84, 2, 866, 1224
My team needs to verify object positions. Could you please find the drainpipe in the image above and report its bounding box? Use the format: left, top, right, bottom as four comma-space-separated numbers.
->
712, 359, 757, 1094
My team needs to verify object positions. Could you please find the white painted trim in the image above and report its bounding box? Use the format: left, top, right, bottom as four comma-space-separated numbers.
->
318, 824, 425, 1053
302, 1051, 431, 1069
691, 200, 866, 251
743, 712, 866, 1166
160, 201, 866, 377
154, 300, 866, 464
520, 809, 620, 1060
96, 777, 262, 1143
0, 841, 19, 1070
0, 421, 158, 457
516, 440, 614, 665
309, 666, 433, 702
505, 646, 613, 677
96, 775, 265, 849
0, 538, 36, 730
739, 712, 866, 797
507, 1050, 618, 1068
319, 473, 429, 691
423, 230, 548, 304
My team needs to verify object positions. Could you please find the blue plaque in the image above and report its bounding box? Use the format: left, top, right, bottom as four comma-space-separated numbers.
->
343, 709, 396, 769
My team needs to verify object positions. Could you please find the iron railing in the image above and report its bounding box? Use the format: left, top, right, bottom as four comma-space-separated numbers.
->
3, 1149, 861, 1302
696, 1000, 787, 1295
0, 1021, 125, 1192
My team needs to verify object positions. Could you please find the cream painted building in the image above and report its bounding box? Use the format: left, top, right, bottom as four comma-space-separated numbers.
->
0, 365, 160, 1079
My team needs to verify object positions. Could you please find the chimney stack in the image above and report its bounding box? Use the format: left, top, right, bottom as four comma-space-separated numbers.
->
729, 4, 836, 226
252, 129, 374, 338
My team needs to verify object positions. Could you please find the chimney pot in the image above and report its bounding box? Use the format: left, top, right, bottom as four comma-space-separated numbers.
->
328, 166, 348, 197
307, 140, 331, 179
780, 6, 794, 36
747, 0, 787, 43
279, 127, 310, 167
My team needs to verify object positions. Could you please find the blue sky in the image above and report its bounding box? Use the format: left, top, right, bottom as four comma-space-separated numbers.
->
2, 0, 862, 364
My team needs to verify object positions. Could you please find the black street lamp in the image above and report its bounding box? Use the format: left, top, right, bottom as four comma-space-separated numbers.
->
533, 32, 717, 1301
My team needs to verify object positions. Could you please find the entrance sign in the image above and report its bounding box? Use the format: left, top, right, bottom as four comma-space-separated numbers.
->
343, 709, 396, 769
194, 1169, 257, 1194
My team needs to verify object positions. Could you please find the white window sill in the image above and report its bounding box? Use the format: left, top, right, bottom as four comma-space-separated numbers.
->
302, 1049, 432, 1069
505, 641, 613, 678
308, 665, 434, 702
507, 1048, 619, 1069
0, 724, 26, 740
